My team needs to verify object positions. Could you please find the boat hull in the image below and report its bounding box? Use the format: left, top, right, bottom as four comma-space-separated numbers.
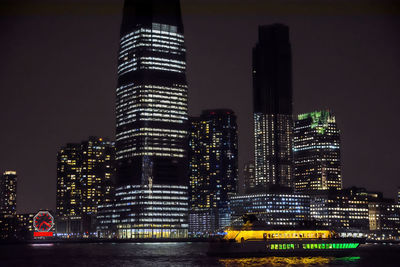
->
207, 238, 363, 257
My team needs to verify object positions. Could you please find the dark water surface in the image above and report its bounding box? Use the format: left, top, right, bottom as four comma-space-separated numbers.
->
1, 242, 399, 266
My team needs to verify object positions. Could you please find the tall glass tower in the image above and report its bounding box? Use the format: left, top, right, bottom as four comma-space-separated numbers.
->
116, 0, 188, 186
252, 24, 293, 189
99, 0, 189, 239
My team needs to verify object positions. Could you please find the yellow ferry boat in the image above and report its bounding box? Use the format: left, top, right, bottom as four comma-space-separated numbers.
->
208, 226, 364, 257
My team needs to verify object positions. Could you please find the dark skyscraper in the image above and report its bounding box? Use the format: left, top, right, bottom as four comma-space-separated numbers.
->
252, 24, 293, 189
0, 171, 17, 216
243, 161, 256, 193
189, 110, 238, 233
293, 110, 342, 191
98, 0, 189, 239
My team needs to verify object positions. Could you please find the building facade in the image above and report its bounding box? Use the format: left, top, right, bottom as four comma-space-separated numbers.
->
97, 184, 188, 239
309, 189, 369, 234
243, 161, 256, 193
56, 137, 115, 217
188, 110, 238, 234
252, 24, 293, 189
0, 171, 17, 216
368, 198, 400, 239
99, 0, 189, 239
230, 192, 310, 227
293, 110, 342, 191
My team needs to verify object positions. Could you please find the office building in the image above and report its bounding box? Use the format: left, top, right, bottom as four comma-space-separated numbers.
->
0, 171, 17, 216
230, 192, 310, 227
188, 110, 238, 234
309, 189, 369, 233
369, 198, 400, 239
56, 137, 115, 217
293, 110, 342, 191
252, 24, 293, 189
16, 213, 35, 240
98, 0, 189, 239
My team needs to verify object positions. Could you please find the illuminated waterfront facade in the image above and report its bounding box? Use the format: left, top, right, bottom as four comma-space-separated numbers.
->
253, 24, 293, 189
104, 0, 189, 238
368, 198, 400, 238
309, 189, 369, 232
56, 137, 115, 217
230, 192, 310, 227
0, 171, 17, 216
293, 110, 342, 191
97, 184, 188, 238
189, 110, 238, 234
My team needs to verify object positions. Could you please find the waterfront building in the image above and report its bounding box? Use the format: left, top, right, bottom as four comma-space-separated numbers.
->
309, 189, 369, 234
0, 214, 16, 240
188, 110, 238, 234
16, 213, 35, 240
252, 24, 293, 189
97, 184, 188, 238
0, 171, 17, 216
56, 137, 115, 217
243, 161, 256, 193
229, 191, 310, 227
293, 110, 342, 191
368, 198, 400, 239
99, 0, 190, 239
55, 215, 86, 238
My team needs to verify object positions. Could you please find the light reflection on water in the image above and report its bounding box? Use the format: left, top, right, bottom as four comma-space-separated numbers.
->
219, 256, 361, 266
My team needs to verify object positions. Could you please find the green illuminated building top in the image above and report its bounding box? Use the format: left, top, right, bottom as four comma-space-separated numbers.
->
297, 110, 335, 134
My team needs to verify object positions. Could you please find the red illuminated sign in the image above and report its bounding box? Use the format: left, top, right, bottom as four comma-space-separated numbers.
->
34, 232, 54, 237
33, 211, 54, 237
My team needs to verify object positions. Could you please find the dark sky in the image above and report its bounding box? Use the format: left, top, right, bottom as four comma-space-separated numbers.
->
0, 0, 399, 213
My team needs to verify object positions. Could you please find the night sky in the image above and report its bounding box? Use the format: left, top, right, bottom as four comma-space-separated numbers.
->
1, 0, 399, 213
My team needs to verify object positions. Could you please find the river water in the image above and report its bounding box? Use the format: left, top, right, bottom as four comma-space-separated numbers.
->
0, 242, 399, 266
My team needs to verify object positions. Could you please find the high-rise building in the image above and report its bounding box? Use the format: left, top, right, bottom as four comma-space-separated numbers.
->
243, 161, 256, 193
188, 110, 238, 234
98, 0, 189, 239
56, 137, 115, 217
293, 110, 342, 191
0, 171, 17, 216
252, 24, 293, 189
80, 138, 115, 214
56, 144, 82, 216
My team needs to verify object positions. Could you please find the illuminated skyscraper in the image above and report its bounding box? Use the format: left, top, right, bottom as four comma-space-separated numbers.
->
189, 110, 238, 234
293, 110, 342, 191
0, 171, 17, 216
99, 0, 189, 239
116, 0, 188, 186
252, 24, 293, 189
56, 137, 115, 217
56, 143, 82, 216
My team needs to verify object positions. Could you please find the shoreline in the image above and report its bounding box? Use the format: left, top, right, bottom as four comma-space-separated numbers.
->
0, 237, 212, 245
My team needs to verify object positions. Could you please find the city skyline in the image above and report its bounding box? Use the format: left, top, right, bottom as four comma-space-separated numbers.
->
1, 0, 400, 213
